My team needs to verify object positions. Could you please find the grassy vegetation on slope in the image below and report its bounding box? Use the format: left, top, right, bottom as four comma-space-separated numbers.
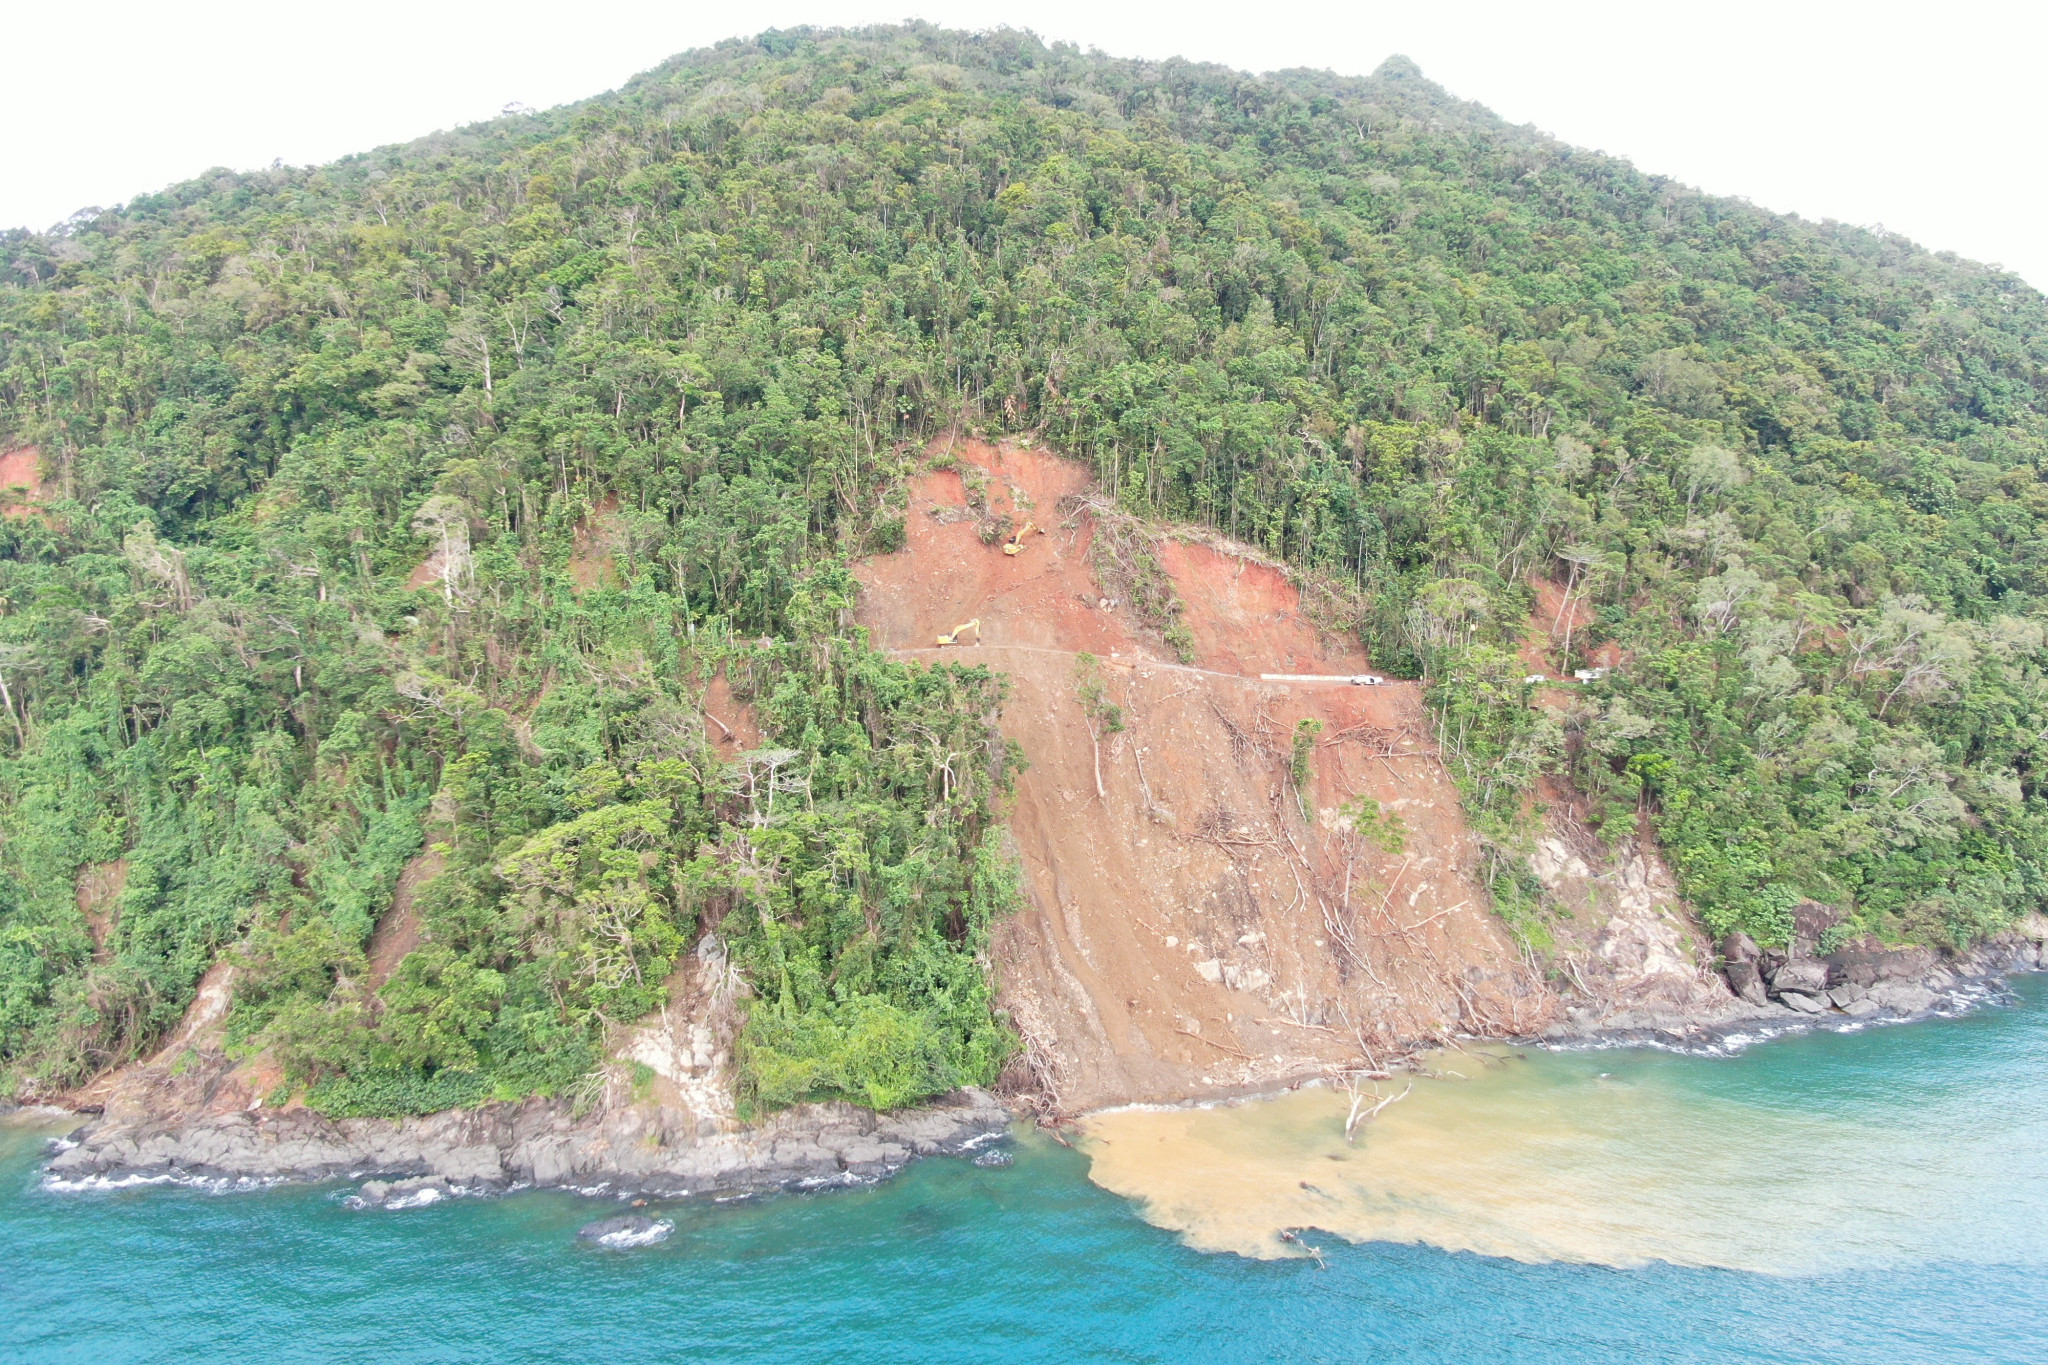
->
3, 22, 2047, 1106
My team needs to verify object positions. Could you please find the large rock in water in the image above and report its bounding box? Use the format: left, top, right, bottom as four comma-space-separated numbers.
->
577, 1213, 673, 1247
355, 1175, 451, 1208
1867, 981, 1939, 1014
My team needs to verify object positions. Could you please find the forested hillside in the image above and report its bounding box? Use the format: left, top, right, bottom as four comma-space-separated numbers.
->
4, 23, 2046, 1107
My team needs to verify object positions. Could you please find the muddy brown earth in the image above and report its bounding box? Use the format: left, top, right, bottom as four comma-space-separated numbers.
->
861, 441, 1557, 1113
0, 445, 43, 517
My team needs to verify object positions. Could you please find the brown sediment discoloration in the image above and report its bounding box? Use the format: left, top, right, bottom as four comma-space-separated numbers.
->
37, 433, 2048, 1198
1078, 1035, 2027, 1272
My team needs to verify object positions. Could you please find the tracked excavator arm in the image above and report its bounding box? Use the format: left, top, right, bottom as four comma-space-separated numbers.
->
1002, 521, 1041, 555
935, 618, 982, 646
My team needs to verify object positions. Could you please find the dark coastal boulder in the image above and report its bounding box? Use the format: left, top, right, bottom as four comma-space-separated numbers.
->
1789, 901, 1841, 959
1767, 957, 1830, 1000
355, 1176, 452, 1208
1825, 941, 1941, 989
1865, 981, 1939, 1014
1723, 959, 1769, 1007
1721, 931, 1761, 964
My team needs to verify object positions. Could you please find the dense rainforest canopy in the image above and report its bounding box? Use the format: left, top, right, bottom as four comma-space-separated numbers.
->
3, 23, 2047, 1108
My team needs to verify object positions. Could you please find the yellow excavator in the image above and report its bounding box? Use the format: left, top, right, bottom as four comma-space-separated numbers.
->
935, 618, 981, 646
1003, 521, 1041, 556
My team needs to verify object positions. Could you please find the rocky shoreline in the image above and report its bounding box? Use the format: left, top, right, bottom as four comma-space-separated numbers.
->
25, 917, 2047, 1202
37, 1086, 1011, 1201
1541, 922, 2048, 1053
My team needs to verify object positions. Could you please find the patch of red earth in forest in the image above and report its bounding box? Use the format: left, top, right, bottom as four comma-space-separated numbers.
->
1517, 576, 1626, 688
0, 446, 44, 516
1156, 539, 1376, 677
59, 957, 257, 1114
406, 548, 451, 592
570, 493, 626, 592
1517, 577, 1585, 675
367, 845, 444, 989
856, 440, 1549, 1114
63, 842, 452, 1116
702, 673, 764, 755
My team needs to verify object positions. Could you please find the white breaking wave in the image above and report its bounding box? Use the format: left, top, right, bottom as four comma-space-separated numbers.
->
596, 1218, 674, 1249
379, 1186, 446, 1210
41, 1170, 283, 1195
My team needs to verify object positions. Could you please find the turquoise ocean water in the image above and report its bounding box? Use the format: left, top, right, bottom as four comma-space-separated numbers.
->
6, 977, 2046, 1364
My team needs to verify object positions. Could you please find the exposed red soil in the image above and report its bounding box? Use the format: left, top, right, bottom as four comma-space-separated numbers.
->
1156, 538, 1373, 676
405, 548, 451, 592
1518, 575, 1626, 680
701, 673, 764, 754
0, 446, 44, 517
65, 847, 445, 1117
61, 958, 262, 1114
858, 441, 1551, 1113
367, 846, 444, 989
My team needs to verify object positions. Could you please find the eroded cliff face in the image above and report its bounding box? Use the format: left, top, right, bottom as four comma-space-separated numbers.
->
1522, 784, 1739, 1034
857, 441, 1595, 1113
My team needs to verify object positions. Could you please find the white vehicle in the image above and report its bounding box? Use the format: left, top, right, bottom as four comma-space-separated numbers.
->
1351, 674, 1385, 686
1573, 667, 1611, 682
1524, 674, 1547, 684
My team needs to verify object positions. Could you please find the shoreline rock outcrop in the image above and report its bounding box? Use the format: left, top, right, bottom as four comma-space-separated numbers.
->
1549, 924, 2047, 1049
43, 1086, 1009, 1198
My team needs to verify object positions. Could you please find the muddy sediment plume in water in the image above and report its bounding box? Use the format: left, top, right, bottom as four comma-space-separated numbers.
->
10, 982, 2048, 1362
1080, 1019, 2048, 1274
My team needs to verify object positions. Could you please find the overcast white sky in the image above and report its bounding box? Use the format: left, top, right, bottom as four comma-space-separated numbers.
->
7, 0, 2042, 287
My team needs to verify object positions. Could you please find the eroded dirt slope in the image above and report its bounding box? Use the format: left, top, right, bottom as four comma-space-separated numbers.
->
858, 441, 1554, 1114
